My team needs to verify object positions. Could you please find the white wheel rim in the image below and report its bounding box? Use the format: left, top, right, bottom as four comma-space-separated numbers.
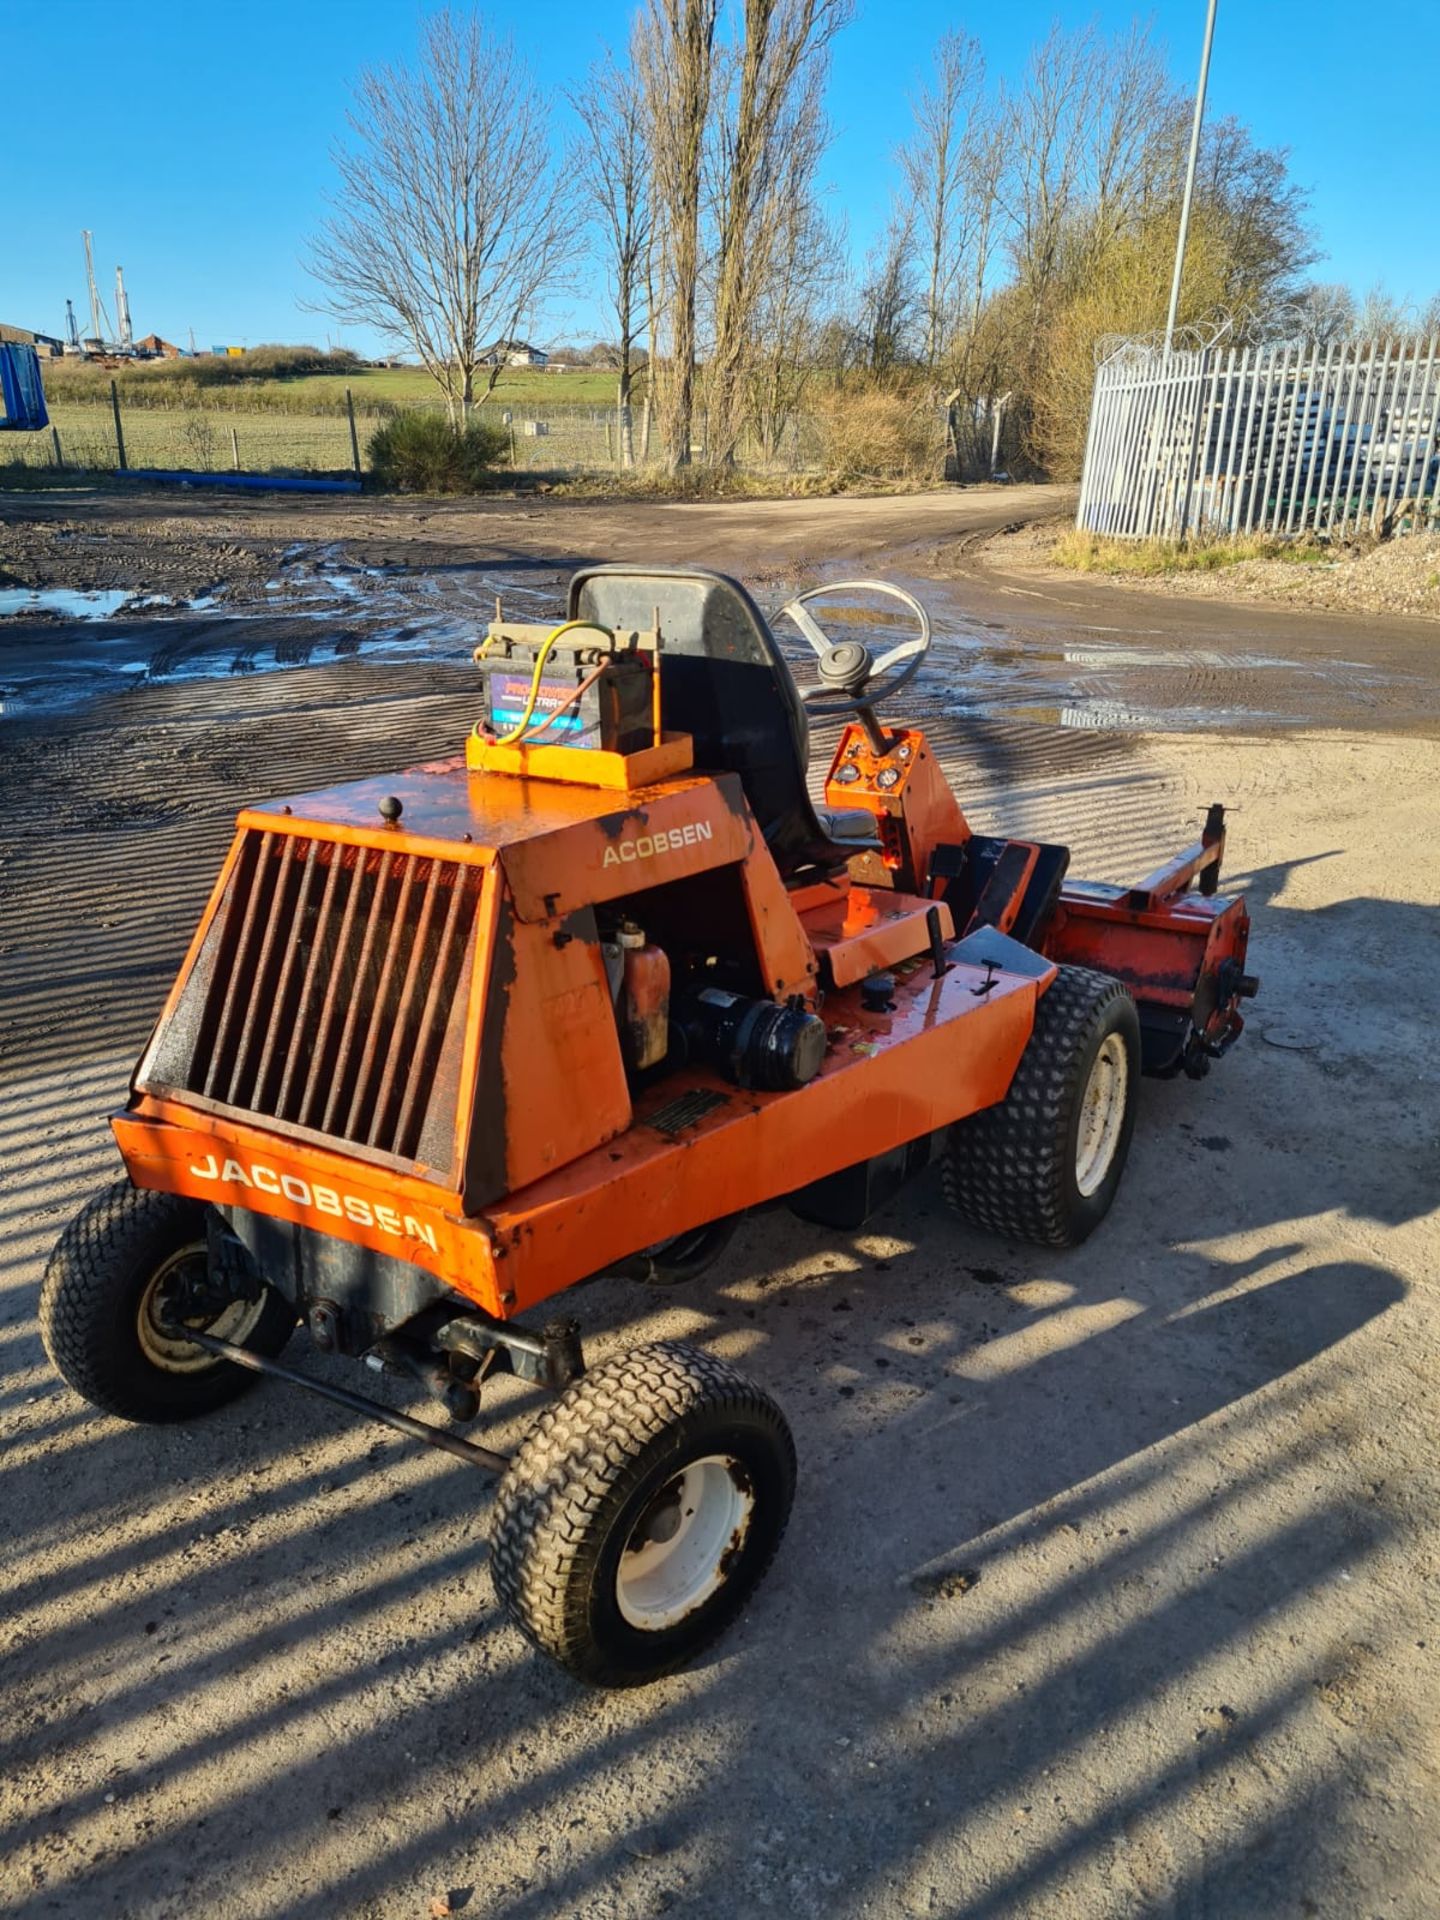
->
616, 1455, 754, 1632
136, 1243, 267, 1374
1075, 1032, 1129, 1197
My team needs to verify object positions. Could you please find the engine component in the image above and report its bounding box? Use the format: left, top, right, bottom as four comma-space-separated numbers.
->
676, 986, 826, 1091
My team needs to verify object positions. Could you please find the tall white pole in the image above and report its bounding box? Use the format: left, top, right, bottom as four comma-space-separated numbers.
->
83, 230, 103, 344
1164, 0, 1218, 355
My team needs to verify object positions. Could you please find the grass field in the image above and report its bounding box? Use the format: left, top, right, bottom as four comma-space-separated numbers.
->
38, 361, 642, 415
8, 393, 645, 476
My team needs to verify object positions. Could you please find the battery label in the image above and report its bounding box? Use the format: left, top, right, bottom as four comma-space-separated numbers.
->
488, 674, 593, 743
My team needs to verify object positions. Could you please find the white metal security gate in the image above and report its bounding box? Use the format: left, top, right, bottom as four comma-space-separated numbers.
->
1076, 337, 1440, 539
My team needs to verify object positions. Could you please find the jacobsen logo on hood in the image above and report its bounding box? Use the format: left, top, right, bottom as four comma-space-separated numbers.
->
187, 1153, 439, 1251
602, 820, 713, 868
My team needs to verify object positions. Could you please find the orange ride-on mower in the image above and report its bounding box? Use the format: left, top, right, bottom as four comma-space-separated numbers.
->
42, 568, 1258, 1686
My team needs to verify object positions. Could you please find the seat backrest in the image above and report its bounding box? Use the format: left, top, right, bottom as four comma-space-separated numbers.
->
568, 565, 842, 877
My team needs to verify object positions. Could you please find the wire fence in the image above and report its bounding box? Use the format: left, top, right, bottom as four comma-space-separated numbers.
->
1077, 336, 1440, 540
1, 386, 832, 480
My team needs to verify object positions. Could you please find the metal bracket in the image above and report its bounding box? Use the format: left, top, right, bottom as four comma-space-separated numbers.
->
434, 1311, 586, 1390
162, 1324, 510, 1475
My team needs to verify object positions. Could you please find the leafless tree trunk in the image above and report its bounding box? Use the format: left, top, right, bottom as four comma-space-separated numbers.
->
706, 0, 849, 464
569, 36, 651, 467
854, 213, 918, 374
308, 11, 573, 424
898, 30, 984, 371
638, 0, 718, 471
746, 114, 839, 461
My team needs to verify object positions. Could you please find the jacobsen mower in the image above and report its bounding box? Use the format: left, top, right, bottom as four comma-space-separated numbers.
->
42, 568, 1257, 1685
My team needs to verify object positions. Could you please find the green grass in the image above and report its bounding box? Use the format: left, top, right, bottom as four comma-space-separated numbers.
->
1054, 529, 1329, 575
39, 361, 643, 415
14, 404, 381, 474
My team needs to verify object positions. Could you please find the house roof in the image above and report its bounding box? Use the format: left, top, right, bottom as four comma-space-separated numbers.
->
0, 322, 63, 349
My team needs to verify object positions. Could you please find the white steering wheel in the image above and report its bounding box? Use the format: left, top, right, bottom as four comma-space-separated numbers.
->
777, 579, 932, 718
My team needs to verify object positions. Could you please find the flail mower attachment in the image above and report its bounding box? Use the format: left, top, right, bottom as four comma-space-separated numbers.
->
41, 565, 1256, 1685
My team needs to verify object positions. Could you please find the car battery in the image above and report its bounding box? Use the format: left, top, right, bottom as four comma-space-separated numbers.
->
476, 623, 657, 753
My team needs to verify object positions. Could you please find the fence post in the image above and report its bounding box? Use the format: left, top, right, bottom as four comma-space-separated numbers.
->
1177, 347, 1211, 540
51, 425, 64, 469
110, 380, 127, 471
230, 426, 241, 471
345, 386, 361, 480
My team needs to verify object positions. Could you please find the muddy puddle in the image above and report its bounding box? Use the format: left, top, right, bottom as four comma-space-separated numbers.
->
0, 544, 567, 719
0, 541, 1410, 733
0, 586, 138, 622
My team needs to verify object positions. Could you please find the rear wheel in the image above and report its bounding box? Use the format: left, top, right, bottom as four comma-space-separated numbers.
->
489, 1341, 795, 1686
40, 1180, 295, 1422
634, 1216, 740, 1286
943, 965, 1140, 1248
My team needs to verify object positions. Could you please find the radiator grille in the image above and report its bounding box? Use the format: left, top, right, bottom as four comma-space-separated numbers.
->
167, 831, 482, 1165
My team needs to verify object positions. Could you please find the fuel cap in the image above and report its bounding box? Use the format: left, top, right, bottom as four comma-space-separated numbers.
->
860, 972, 895, 1012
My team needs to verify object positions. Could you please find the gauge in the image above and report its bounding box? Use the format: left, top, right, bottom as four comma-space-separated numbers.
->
834, 762, 860, 784
876, 766, 901, 790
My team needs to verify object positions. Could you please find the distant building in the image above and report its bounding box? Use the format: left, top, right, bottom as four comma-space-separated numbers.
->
480, 339, 549, 369
135, 333, 184, 359
0, 322, 63, 357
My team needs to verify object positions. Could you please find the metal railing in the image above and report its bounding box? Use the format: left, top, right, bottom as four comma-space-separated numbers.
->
1077, 336, 1440, 540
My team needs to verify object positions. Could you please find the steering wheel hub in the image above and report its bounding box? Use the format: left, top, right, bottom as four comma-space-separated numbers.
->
817, 639, 871, 692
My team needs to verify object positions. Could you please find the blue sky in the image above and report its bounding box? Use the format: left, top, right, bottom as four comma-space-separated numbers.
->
3, 0, 1435, 354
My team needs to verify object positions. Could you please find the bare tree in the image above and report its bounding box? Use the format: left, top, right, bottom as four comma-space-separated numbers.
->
638, 0, 719, 470
854, 213, 919, 374
569, 37, 652, 466
744, 101, 840, 459
898, 31, 984, 370
309, 11, 573, 422
706, 0, 850, 463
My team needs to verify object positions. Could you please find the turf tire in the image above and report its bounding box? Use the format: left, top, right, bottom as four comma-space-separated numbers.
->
40, 1180, 295, 1423
942, 965, 1140, 1248
489, 1341, 796, 1686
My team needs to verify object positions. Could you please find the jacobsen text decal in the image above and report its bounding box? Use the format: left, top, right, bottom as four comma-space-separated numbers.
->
187, 1153, 439, 1251
602, 820, 713, 868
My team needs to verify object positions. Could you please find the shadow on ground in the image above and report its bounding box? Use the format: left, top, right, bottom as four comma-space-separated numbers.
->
1, 646, 1433, 1918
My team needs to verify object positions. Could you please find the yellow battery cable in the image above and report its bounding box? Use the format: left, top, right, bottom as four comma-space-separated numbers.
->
476, 619, 615, 746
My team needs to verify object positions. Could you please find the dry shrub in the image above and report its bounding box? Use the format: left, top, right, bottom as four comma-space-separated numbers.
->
816, 388, 941, 481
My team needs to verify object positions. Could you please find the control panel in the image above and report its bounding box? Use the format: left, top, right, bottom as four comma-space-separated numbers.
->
821, 722, 970, 892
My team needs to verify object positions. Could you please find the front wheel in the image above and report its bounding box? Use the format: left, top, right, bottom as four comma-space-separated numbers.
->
489, 1341, 796, 1686
943, 965, 1141, 1248
40, 1180, 295, 1422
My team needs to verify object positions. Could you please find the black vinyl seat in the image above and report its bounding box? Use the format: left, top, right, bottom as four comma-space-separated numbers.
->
568, 565, 876, 878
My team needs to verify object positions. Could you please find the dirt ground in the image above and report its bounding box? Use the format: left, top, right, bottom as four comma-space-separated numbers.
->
1, 483, 1437, 1920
